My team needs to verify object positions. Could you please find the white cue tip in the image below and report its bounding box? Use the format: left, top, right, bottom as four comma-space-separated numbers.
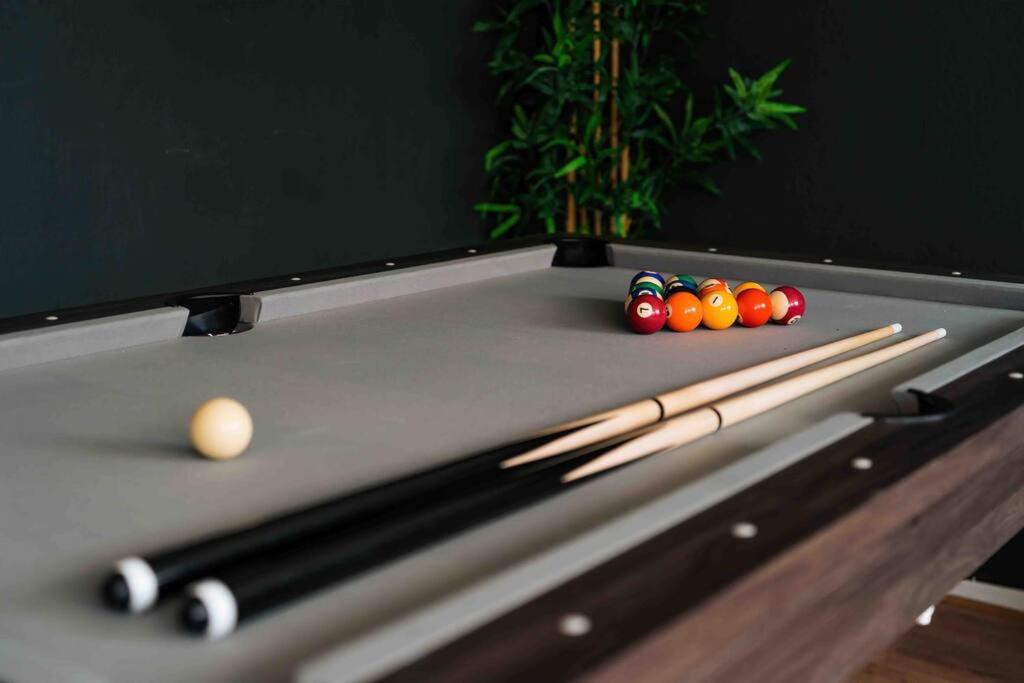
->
890, 323, 903, 334
113, 556, 159, 614
186, 579, 238, 639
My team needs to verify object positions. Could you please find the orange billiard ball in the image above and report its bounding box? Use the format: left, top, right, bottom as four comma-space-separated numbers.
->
665, 291, 702, 332
736, 289, 772, 327
700, 290, 738, 330
733, 281, 765, 296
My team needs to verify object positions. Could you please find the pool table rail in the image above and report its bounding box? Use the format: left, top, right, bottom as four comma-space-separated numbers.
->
301, 334, 1024, 683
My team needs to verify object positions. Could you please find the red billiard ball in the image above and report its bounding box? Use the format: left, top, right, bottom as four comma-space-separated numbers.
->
626, 294, 667, 334
736, 289, 772, 327
770, 286, 806, 325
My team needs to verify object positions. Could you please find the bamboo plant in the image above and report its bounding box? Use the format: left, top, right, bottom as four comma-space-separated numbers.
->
474, 0, 806, 239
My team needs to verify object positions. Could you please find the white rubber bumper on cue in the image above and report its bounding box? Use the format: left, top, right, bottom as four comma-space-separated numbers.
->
113, 556, 159, 614
187, 579, 238, 639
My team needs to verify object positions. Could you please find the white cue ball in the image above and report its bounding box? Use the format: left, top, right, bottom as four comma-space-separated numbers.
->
189, 397, 253, 460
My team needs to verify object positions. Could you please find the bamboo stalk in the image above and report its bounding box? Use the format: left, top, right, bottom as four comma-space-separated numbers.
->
567, 113, 577, 234
610, 22, 620, 237
565, 18, 577, 234
592, 1, 602, 236
621, 144, 631, 237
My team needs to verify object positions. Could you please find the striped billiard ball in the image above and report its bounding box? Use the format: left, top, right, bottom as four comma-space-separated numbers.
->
770, 286, 806, 325
697, 277, 727, 291
667, 279, 698, 296
630, 283, 664, 299
629, 271, 665, 288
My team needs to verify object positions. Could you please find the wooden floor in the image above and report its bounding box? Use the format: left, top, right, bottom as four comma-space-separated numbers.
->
850, 596, 1024, 683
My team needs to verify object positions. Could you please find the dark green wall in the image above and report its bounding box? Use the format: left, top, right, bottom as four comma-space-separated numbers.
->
0, 1, 497, 318
663, 0, 1024, 278
3, 2, 1023, 319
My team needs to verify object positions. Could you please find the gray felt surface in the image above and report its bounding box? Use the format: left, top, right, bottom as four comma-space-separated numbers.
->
0, 253, 1021, 682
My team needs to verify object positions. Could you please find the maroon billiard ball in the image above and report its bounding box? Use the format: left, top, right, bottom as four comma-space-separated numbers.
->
625, 294, 667, 334
769, 286, 806, 325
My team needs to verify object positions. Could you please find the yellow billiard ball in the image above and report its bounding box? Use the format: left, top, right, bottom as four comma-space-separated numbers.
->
733, 281, 765, 296
700, 290, 738, 330
189, 397, 253, 460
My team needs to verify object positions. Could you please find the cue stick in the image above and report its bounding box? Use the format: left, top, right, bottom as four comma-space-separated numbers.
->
101, 426, 594, 613
563, 328, 947, 482
101, 325, 900, 614
501, 323, 903, 468
181, 436, 641, 639
180, 328, 944, 638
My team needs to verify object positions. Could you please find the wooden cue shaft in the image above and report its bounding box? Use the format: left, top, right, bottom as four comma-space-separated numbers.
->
562, 328, 947, 482
502, 324, 903, 468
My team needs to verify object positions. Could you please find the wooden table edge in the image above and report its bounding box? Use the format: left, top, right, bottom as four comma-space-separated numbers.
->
379, 347, 1024, 683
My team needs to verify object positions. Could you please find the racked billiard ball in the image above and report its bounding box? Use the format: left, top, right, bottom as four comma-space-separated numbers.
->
770, 286, 806, 325
626, 294, 667, 334
733, 281, 765, 296
697, 278, 730, 298
664, 274, 696, 290
697, 277, 728, 291
700, 290, 738, 330
631, 276, 664, 292
630, 283, 664, 299
665, 291, 702, 332
666, 279, 698, 296
629, 271, 664, 288
736, 289, 772, 327
675, 275, 698, 289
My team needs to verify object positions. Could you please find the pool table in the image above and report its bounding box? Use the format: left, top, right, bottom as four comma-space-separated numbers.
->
0, 238, 1022, 683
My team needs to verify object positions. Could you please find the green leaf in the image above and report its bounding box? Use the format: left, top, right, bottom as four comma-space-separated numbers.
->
544, 216, 557, 234
472, 20, 501, 33
554, 156, 587, 177
775, 112, 799, 130
490, 213, 520, 239
728, 67, 747, 97
522, 65, 558, 87
583, 111, 601, 144
652, 103, 676, 141
759, 102, 807, 114
755, 59, 791, 93
533, 54, 555, 64
540, 137, 576, 151
473, 203, 519, 214
484, 140, 512, 171
513, 104, 529, 129
686, 172, 720, 195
